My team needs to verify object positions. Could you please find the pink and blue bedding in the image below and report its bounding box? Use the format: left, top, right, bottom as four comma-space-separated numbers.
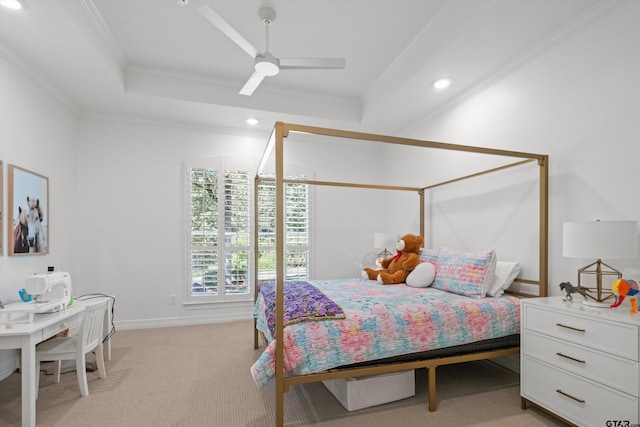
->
251, 277, 520, 388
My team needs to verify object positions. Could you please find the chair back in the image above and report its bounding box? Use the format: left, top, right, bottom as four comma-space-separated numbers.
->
78, 300, 108, 355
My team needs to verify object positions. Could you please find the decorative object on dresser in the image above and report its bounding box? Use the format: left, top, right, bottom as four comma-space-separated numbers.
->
610, 278, 640, 313
558, 281, 587, 302
521, 297, 639, 427
562, 220, 638, 307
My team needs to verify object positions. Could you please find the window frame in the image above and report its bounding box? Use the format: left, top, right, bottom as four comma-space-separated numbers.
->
185, 158, 253, 304
184, 158, 312, 305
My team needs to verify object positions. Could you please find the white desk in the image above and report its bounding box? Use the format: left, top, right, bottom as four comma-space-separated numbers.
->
0, 304, 85, 427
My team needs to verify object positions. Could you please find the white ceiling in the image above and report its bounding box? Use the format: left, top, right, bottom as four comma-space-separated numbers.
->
0, 0, 617, 134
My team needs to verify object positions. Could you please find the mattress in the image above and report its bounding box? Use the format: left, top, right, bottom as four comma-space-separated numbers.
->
251, 277, 521, 388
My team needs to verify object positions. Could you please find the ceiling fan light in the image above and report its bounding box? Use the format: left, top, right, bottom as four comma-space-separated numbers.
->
0, 0, 22, 10
255, 54, 279, 76
432, 78, 452, 89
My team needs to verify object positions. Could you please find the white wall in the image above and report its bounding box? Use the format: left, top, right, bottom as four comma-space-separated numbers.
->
71, 119, 388, 328
280, 134, 394, 279
403, 2, 640, 294
0, 53, 79, 378
73, 118, 268, 328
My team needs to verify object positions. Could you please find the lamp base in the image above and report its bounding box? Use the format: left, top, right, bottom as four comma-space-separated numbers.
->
577, 259, 621, 308
581, 300, 612, 309
377, 248, 393, 263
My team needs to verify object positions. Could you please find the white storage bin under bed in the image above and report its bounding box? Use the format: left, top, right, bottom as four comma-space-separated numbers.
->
322, 370, 415, 411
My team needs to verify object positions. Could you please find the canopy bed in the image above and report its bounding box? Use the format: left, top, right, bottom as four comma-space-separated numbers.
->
252, 122, 549, 427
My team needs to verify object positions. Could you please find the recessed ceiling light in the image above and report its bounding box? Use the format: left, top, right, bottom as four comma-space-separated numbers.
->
0, 0, 22, 10
245, 117, 259, 126
432, 78, 452, 89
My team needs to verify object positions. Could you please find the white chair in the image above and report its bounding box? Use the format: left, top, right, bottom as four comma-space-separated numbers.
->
36, 300, 108, 397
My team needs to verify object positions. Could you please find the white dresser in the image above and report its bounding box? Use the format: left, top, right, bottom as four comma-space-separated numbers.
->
521, 297, 639, 427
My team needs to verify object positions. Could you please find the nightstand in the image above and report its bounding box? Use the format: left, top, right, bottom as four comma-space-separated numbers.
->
521, 297, 639, 427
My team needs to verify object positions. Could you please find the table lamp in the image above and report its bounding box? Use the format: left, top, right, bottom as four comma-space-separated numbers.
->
374, 233, 396, 264
563, 220, 638, 307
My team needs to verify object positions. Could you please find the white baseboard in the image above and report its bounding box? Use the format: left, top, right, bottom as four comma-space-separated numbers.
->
114, 311, 253, 330
111, 299, 253, 331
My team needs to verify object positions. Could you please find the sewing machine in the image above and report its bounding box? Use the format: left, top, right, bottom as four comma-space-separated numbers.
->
0, 272, 73, 324
24, 271, 73, 311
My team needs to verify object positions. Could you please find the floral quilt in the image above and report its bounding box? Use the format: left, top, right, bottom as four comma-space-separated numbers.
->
251, 278, 520, 388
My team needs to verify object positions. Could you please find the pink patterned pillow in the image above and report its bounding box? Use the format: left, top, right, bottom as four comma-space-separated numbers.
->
419, 248, 439, 265
432, 248, 496, 298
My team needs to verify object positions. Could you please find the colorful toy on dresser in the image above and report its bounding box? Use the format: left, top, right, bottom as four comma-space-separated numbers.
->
610, 278, 640, 313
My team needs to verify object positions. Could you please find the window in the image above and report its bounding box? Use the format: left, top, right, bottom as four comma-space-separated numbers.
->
257, 177, 310, 283
187, 161, 310, 303
188, 163, 250, 302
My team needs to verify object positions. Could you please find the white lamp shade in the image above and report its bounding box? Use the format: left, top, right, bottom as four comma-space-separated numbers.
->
563, 221, 638, 260
374, 233, 396, 249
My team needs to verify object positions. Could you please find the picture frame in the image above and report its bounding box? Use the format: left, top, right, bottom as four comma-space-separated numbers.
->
8, 164, 49, 256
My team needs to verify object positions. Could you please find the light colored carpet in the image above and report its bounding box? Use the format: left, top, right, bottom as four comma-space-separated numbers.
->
0, 319, 566, 426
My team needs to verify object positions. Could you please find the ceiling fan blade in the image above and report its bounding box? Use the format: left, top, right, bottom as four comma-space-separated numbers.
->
239, 70, 267, 96
197, 5, 258, 58
279, 58, 346, 70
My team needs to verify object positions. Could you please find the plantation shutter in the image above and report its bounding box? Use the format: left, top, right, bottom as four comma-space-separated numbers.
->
223, 170, 250, 294
188, 166, 251, 300
257, 177, 310, 282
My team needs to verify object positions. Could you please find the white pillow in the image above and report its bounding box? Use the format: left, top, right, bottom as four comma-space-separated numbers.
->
487, 261, 521, 297
406, 262, 436, 288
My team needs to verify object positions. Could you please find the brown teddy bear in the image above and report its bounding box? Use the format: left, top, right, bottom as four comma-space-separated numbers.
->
362, 233, 424, 284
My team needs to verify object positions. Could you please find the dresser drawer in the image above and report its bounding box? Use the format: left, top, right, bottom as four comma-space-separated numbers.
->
524, 330, 638, 396
522, 356, 638, 427
523, 304, 639, 360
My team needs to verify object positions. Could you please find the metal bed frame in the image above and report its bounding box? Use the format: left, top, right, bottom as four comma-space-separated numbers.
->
253, 122, 549, 427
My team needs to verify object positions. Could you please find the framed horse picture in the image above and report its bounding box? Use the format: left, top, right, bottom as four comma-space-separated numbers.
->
8, 164, 49, 256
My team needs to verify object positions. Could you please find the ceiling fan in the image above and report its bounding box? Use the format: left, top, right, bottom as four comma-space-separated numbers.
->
197, 5, 346, 96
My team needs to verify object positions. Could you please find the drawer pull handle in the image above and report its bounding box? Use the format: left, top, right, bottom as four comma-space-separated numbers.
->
555, 389, 585, 404
556, 323, 585, 333
556, 352, 586, 364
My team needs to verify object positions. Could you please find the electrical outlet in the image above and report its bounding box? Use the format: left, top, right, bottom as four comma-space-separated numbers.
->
169, 295, 177, 305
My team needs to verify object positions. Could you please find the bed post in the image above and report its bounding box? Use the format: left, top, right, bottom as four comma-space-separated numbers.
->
419, 189, 425, 242
274, 122, 286, 427
427, 365, 437, 411
539, 155, 549, 297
